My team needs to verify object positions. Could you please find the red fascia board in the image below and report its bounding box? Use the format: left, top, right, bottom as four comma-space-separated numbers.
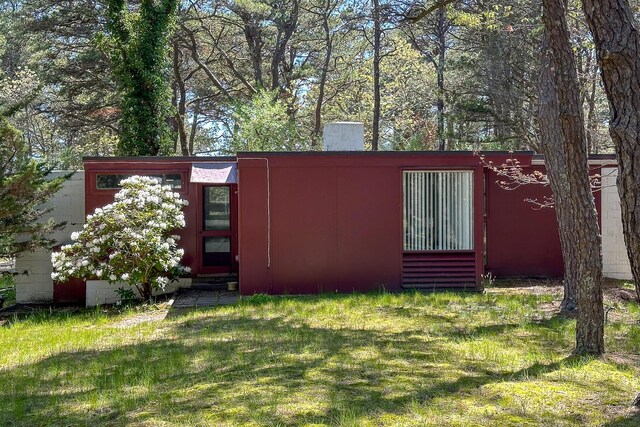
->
83, 156, 237, 163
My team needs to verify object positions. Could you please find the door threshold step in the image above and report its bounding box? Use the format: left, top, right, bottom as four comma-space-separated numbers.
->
190, 283, 231, 291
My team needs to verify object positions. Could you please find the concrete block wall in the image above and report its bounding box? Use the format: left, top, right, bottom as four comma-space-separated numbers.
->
15, 172, 85, 303
86, 278, 191, 307
14, 249, 55, 303
601, 167, 633, 280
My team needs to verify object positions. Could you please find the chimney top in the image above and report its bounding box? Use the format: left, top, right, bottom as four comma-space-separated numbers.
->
323, 122, 364, 151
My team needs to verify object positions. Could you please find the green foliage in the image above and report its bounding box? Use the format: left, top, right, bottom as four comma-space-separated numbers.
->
102, 0, 179, 156
115, 286, 137, 304
0, 118, 68, 257
228, 90, 306, 152
0, 273, 15, 307
0, 70, 68, 258
3, 0, 617, 156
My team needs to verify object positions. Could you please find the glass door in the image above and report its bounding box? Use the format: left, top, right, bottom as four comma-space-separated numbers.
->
200, 185, 236, 274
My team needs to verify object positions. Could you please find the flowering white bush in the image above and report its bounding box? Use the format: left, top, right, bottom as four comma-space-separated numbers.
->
51, 175, 191, 300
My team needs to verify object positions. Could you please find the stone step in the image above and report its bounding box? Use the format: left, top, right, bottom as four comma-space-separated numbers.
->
190, 275, 239, 291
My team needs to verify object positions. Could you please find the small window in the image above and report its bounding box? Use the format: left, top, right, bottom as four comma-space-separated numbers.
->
96, 173, 182, 190
203, 237, 231, 267
96, 174, 129, 189
203, 187, 231, 231
403, 170, 474, 251
158, 174, 182, 189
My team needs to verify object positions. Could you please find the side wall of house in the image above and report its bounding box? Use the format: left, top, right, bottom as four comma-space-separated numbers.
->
237, 156, 404, 295
237, 152, 487, 295
485, 165, 604, 279
485, 167, 564, 278
601, 167, 632, 280
15, 172, 85, 303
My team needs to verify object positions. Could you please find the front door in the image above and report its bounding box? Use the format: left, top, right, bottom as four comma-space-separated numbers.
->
200, 185, 237, 274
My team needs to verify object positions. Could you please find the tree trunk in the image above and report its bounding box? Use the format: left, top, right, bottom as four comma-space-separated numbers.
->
312, 0, 333, 147
172, 39, 189, 156
539, 33, 577, 312
371, 0, 381, 151
436, 6, 446, 151
540, 0, 604, 355
585, 65, 598, 154
270, 0, 299, 92
581, 0, 640, 300
239, 13, 265, 89
137, 281, 152, 302
188, 99, 200, 155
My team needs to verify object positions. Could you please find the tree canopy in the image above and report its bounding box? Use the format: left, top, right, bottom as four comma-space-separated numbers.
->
0, 0, 617, 159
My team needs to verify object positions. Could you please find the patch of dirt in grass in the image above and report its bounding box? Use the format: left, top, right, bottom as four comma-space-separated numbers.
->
488, 279, 564, 297
604, 405, 640, 426
491, 278, 639, 304
605, 352, 640, 367
536, 301, 564, 318
112, 310, 168, 329
604, 279, 638, 305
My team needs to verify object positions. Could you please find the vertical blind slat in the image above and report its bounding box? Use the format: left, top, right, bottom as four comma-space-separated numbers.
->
403, 171, 473, 251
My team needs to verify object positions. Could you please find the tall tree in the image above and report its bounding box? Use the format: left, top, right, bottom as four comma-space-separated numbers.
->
403, 3, 450, 150
581, 0, 640, 300
540, 0, 603, 354
309, 0, 338, 146
0, 70, 68, 258
105, 0, 179, 156
372, 0, 381, 150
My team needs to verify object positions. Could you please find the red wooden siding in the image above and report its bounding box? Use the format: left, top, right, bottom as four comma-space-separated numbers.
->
238, 158, 404, 294
53, 277, 85, 304
237, 152, 486, 295
73, 152, 613, 301
484, 163, 603, 279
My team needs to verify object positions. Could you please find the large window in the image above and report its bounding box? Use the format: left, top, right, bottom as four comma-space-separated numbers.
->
403, 171, 474, 251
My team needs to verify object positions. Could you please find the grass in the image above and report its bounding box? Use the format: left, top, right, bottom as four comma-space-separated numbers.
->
0, 287, 639, 426
0, 274, 15, 307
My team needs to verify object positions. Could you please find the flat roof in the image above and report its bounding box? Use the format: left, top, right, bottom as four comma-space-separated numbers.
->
83, 151, 617, 162
84, 151, 537, 161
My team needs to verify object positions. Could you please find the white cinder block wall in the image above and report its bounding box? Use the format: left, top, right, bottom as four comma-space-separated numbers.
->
601, 167, 633, 280
15, 171, 86, 303
85, 279, 191, 307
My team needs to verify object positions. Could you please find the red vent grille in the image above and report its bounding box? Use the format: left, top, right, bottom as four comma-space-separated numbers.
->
402, 252, 477, 289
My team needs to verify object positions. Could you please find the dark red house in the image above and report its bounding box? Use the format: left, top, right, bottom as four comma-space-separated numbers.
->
75, 150, 613, 303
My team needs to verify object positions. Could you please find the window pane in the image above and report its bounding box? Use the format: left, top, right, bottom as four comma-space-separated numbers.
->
204, 187, 231, 230
162, 174, 182, 189
149, 174, 183, 189
96, 174, 129, 189
203, 237, 231, 267
404, 171, 473, 251
97, 174, 182, 189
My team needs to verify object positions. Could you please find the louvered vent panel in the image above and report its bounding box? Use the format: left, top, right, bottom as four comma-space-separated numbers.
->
402, 252, 477, 289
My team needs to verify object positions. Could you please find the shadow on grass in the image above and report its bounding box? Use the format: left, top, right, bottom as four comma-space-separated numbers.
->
0, 308, 595, 427
601, 410, 640, 427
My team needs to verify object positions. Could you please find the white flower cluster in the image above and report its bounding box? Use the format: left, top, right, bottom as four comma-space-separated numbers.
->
51, 175, 190, 294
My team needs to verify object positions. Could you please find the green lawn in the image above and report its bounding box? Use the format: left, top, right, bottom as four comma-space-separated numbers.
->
0, 286, 639, 426
0, 274, 15, 307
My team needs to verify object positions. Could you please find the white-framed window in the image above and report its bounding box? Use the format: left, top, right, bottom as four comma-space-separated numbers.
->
403, 170, 474, 251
